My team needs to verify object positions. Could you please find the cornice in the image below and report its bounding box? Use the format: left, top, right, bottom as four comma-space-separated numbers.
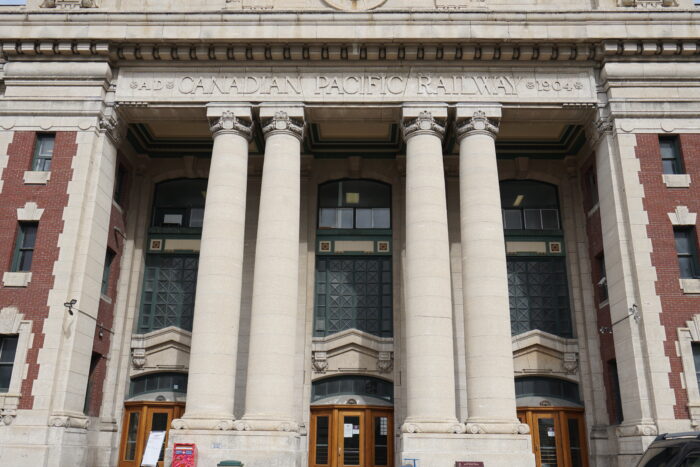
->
3, 39, 700, 63
1, 11, 700, 42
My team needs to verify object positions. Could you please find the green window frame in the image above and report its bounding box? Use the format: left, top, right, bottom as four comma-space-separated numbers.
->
138, 254, 199, 333
31, 134, 55, 172
660, 135, 684, 175
129, 372, 188, 397
314, 256, 392, 338
318, 180, 391, 230
500, 180, 561, 232
0, 335, 18, 393
508, 256, 572, 338
515, 376, 581, 405
113, 164, 127, 205
11, 222, 38, 272
312, 375, 393, 403
101, 249, 116, 296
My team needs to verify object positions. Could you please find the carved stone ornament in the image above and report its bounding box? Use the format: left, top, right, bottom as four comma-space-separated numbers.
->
465, 421, 530, 435
312, 351, 328, 373
48, 414, 90, 429
323, 0, 388, 11
376, 351, 393, 374
456, 110, 499, 140
131, 347, 146, 369
210, 111, 254, 140
1, 409, 16, 426
262, 111, 305, 141
99, 113, 122, 145
40, 0, 97, 8
616, 422, 658, 437
402, 111, 446, 140
563, 352, 579, 375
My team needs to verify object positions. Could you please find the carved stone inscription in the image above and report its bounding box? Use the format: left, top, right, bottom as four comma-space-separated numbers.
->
116, 68, 595, 103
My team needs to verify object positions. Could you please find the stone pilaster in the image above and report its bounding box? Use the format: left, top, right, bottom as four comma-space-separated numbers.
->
237, 104, 305, 432
400, 104, 462, 434
173, 104, 253, 431
455, 104, 528, 435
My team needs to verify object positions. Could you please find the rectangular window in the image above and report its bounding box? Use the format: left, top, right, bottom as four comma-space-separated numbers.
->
101, 249, 116, 296
608, 360, 624, 425
83, 352, 101, 415
0, 335, 18, 393
11, 222, 38, 272
31, 134, 55, 172
586, 167, 599, 207
692, 343, 700, 391
597, 254, 608, 303
660, 136, 684, 175
113, 164, 127, 205
675, 228, 700, 279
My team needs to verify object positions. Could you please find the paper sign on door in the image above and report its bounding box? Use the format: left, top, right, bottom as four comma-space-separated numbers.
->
344, 423, 353, 438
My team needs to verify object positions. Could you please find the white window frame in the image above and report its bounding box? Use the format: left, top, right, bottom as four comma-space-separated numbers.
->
0, 307, 32, 425
678, 314, 700, 427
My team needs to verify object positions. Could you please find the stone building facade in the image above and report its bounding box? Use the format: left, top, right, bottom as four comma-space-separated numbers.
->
0, 1, 700, 466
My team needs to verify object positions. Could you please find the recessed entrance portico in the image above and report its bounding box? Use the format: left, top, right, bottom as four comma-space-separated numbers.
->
112, 65, 600, 467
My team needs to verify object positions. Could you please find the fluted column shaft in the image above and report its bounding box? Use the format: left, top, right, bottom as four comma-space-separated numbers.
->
458, 107, 523, 434
401, 107, 460, 434
179, 108, 252, 430
239, 107, 304, 432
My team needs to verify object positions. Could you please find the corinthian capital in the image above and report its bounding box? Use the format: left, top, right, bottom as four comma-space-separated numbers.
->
210, 111, 254, 140
456, 110, 499, 140
262, 110, 305, 141
402, 111, 446, 140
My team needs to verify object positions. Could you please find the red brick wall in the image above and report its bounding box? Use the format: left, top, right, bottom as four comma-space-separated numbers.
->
580, 157, 619, 424
0, 131, 74, 409
84, 156, 130, 417
636, 133, 700, 420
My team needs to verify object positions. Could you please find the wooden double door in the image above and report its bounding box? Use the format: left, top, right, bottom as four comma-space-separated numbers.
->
518, 408, 588, 467
118, 402, 184, 467
310, 406, 393, 467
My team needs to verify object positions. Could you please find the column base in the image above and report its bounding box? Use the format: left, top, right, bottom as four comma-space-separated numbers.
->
464, 418, 530, 434
400, 432, 535, 467
167, 430, 303, 467
171, 416, 236, 431
401, 418, 465, 434
234, 416, 300, 432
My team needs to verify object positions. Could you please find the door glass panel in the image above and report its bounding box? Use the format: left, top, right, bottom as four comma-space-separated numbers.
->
151, 412, 169, 461
537, 417, 558, 467
567, 417, 582, 467
315, 416, 329, 465
124, 412, 140, 461
374, 416, 389, 465
343, 415, 361, 465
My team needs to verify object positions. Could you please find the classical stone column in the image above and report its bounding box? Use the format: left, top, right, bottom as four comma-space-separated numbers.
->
237, 105, 304, 432
401, 105, 462, 434
175, 105, 253, 430
456, 105, 526, 435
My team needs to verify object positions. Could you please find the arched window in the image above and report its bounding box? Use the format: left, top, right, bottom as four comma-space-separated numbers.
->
312, 375, 393, 403
318, 180, 391, 230
129, 372, 188, 398
501, 180, 572, 338
515, 376, 581, 406
500, 180, 560, 231
151, 179, 207, 228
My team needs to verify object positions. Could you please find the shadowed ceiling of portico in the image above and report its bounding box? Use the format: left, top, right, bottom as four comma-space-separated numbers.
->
126, 114, 586, 159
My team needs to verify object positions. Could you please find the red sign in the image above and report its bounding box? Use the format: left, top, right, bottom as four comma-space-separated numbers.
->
173, 443, 197, 467
455, 463, 484, 467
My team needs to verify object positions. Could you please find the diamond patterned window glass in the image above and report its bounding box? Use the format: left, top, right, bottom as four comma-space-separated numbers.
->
314, 256, 392, 338
508, 257, 572, 338
138, 254, 199, 333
